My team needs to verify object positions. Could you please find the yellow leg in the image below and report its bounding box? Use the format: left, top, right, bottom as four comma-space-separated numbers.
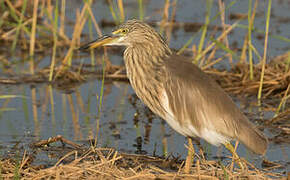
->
184, 137, 195, 173
224, 142, 244, 170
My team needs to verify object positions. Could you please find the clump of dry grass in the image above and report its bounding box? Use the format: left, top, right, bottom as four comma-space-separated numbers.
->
206, 52, 290, 98
0, 136, 285, 179
0, 145, 283, 180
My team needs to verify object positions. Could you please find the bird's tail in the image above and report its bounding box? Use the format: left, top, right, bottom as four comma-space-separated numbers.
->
236, 119, 268, 155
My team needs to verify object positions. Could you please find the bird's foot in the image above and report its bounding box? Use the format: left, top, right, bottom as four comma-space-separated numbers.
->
224, 142, 245, 170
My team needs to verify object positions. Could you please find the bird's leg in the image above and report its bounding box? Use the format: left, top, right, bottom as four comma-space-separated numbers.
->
224, 142, 244, 170
192, 138, 205, 159
184, 137, 195, 173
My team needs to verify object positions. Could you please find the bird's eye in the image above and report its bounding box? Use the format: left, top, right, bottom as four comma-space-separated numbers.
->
112, 28, 128, 35
122, 29, 128, 34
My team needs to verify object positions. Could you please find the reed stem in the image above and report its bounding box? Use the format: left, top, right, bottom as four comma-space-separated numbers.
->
257, 0, 271, 104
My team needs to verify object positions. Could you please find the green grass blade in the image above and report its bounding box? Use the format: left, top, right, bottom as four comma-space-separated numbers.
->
248, 43, 261, 60
236, 24, 290, 43
11, 0, 28, 52
210, 37, 238, 59
49, 0, 59, 81
0, 95, 26, 99
0, 108, 16, 112
257, 0, 272, 104
195, 0, 213, 64
138, 0, 144, 21
177, 35, 196, 55
285, 51, 290, 72
180, 0, 237, 58
219, 161, 229, 180
107, 0, 118, 24
248, 0, 254, 80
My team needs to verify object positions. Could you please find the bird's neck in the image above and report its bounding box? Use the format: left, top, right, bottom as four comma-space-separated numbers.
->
123, 42, 171, 117
124, 42, 171, 71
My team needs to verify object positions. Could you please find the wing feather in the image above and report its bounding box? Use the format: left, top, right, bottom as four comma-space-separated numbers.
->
162, 54, 268, 154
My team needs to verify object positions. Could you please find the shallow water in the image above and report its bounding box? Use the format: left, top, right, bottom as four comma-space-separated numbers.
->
0, 0, 289, 174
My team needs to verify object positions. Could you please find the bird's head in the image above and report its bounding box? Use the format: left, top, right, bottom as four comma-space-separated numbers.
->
79, 19, 168, 50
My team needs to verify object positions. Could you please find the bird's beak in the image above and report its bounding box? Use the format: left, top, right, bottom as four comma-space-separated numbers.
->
78, 35, 119, 50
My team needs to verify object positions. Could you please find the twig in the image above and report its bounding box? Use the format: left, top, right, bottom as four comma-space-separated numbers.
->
32, 135, 82, 149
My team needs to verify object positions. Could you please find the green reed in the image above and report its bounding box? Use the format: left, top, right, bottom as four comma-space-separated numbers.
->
210, 37, 238, 60
29, 0, 39, 75
248, 0, 254, 80
275, 84, 290, 116
220, 161, 229, 180
49, 0, 59, 81
107, 0, 125, 24
11, 0, 28, 53
257, 0, 272, 104
138, 0, 144, 21
108, 0, 118, 23
195, 0, 212, 64
88, 16, 96, 66
179, 0, 237, 57
94, 56, 106, 146
286, 51, 290, 72
249, 43, 261, 60
117, 0, 125, 23
236, 24, 290, 43
4, 0, 19, 22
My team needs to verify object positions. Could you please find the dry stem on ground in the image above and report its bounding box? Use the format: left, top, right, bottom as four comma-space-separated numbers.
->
0, 145, 285, 180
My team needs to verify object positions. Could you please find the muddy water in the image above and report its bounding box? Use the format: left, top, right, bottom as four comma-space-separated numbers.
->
0, 0, 289, 174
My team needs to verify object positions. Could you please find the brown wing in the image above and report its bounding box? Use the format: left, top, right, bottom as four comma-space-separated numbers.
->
163, 54, 268, 155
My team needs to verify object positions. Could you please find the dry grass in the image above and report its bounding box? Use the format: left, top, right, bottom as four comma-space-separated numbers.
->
0, 145, 284, 180
205, 52, 290, 98
0, 136, 286, 179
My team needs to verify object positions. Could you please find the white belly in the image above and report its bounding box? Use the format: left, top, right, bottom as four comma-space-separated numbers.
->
161, 91, 230, 146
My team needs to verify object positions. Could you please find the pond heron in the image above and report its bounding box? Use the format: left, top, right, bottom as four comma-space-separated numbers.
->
79, 19, 268, 171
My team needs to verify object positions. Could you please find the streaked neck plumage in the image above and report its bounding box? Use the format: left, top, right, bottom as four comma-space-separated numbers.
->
123, 35, 171, 117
